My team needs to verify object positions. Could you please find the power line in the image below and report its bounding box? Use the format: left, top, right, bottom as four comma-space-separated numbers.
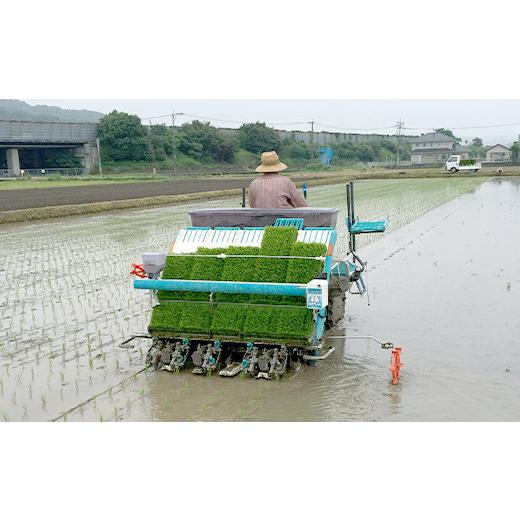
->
180, 112, 250, 125
141, 113, 172, 121
405, 122, 520, 131
140, 111, 520, 134
268, 121, 311, 126
315, 122, 397, 131
142, 111, 314, 127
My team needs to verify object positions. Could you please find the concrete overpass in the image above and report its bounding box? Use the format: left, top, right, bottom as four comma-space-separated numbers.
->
0, 120, 100, 176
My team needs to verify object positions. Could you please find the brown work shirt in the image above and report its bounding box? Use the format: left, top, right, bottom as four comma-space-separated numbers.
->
248, 173, 308, 208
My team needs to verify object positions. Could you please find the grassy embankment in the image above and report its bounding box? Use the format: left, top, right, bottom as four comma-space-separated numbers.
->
2, 163, 519, 191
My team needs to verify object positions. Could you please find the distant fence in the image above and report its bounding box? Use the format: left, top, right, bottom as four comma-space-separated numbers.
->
385, 161, 518, 170
481, 161, 516, 167
0, 167, 86, 178
385, 163, 442, 170
159, 166, 255, 176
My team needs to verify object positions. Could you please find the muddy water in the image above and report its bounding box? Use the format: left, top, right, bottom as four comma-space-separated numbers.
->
2, 177, 518, 421
122, 178, 520, 421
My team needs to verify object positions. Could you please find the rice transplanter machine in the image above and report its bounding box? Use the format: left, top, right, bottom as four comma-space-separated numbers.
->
128, 182, 402, 382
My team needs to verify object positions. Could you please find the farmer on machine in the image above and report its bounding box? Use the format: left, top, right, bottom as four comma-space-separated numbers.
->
249, 151, 308, 208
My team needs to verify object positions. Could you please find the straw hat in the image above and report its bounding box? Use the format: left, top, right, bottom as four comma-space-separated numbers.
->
255, 151, 287, 173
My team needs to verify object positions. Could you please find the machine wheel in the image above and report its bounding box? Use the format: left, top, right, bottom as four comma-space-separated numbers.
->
450, 167, 457, 173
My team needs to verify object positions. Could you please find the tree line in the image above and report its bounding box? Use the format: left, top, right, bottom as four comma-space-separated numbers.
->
97, 110, 411, 167
2, 111, 517, 171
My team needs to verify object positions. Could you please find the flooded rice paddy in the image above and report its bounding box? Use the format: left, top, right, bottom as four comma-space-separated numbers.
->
1, 177, 519, 421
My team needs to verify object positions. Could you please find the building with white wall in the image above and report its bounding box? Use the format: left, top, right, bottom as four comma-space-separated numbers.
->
410, 131, 468, 165
485, 144, 511, 163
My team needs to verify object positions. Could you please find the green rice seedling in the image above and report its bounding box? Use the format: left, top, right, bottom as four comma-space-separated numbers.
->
286, 242, 327, 283
242, 306, 275, 339
191, 248, 226, 280
210, 304, 246, 337
283, 242, 327, 305
177, 302, 213, 335
218, 246, 261, 303
260, 226, 298, 254
149, 301, 184, 334
159, 248, 224, 302
162, 253, 195, 279
249, 228, 298, 304
270, 306, 314, 340
157, 254, 195, 300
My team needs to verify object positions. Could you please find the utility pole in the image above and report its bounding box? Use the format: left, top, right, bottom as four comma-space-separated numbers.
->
396, 119, 404, 166
96, 138, 103, 175
171, 111, 184, 168
309, 120, 315, 158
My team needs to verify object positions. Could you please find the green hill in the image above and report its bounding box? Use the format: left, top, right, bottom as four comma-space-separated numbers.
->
0, 99, 104, 123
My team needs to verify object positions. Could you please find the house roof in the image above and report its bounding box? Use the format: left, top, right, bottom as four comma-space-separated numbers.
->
413, 131, 457, 144
486, 144, 511, 152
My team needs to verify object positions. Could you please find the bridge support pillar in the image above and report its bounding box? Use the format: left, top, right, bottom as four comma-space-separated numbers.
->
6, 148, 21, 177
74, 142, 99, 174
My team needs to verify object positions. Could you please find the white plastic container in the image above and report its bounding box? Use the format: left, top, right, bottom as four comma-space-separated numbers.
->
142, 252, 166, 278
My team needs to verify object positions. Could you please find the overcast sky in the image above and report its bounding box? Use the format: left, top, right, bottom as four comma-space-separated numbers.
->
27, 99, 520, 145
